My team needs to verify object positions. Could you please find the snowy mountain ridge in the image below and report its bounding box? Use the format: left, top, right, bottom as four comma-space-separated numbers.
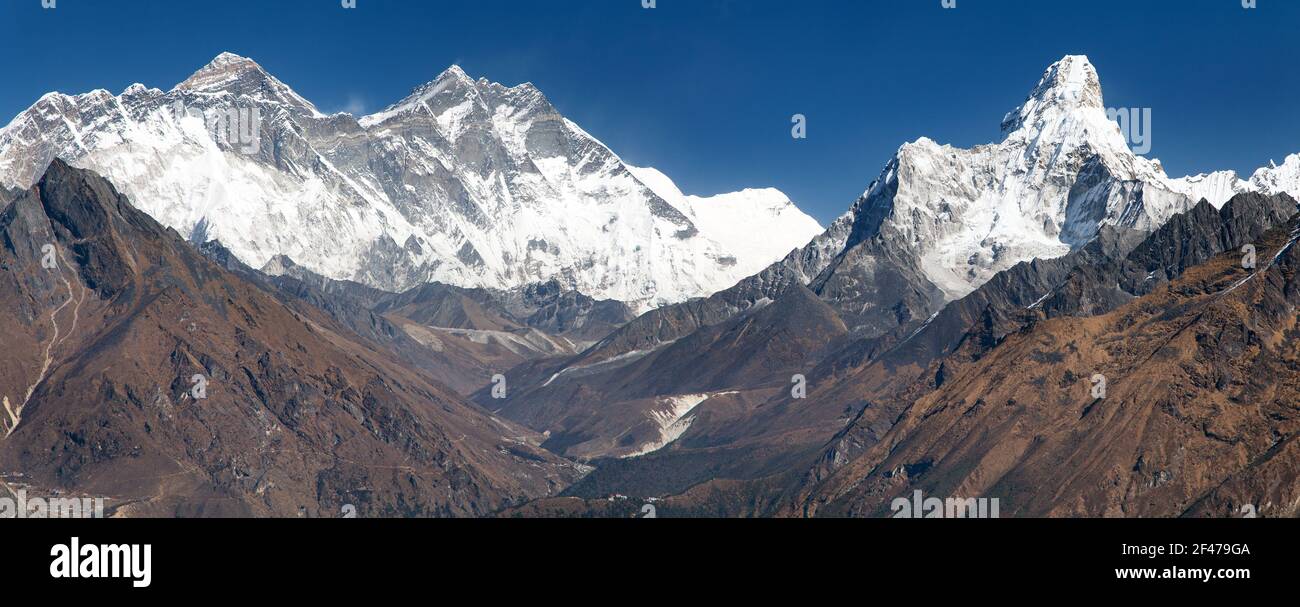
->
1167, 155, 1300, 207
0, 53, 823, 310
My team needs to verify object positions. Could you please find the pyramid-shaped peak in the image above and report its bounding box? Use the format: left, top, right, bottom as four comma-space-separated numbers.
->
1032, 55, 1101, 102
172, 53, 322, 116
439, 64, 472, 81
198, 52, 267, 75
1001, 55, 1105, 135
210, 51, 258, 66
176, 52, 275, 92
397, 64, 479, 99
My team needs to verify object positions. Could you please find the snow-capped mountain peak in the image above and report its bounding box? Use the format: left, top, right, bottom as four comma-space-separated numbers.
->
998, 55, 1146, 185
1001, 54, 1104, 134
121, 83, 161, 98
1250, 153, 1300, 195
843, 54, 1194, 300
175, 52, 268, 92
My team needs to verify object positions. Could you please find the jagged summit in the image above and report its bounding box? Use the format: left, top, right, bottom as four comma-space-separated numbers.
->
121, 83, 160, 97
211, 50, 255, 65
176, 52, 269, 89
439, 63, 471, 81
359, 64, 548, 129
1001, 55, 1104, 134
409, 64, 477, 95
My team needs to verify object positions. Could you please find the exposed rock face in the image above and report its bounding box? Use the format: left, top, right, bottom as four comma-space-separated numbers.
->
0, 54, 823, 310
0, 160, 584, 517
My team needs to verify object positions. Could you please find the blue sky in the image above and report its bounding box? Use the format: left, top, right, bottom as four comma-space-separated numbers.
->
2, 0, 1298, 224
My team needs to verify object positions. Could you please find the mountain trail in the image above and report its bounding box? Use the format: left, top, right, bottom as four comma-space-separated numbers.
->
5, 247, 84, 437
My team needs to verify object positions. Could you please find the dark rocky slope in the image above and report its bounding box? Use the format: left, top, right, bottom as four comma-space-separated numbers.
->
0, 160, 584, 517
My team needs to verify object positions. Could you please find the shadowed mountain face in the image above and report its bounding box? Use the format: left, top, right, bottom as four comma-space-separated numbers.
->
363, 276, 635, 349
0, 160, 584, 517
